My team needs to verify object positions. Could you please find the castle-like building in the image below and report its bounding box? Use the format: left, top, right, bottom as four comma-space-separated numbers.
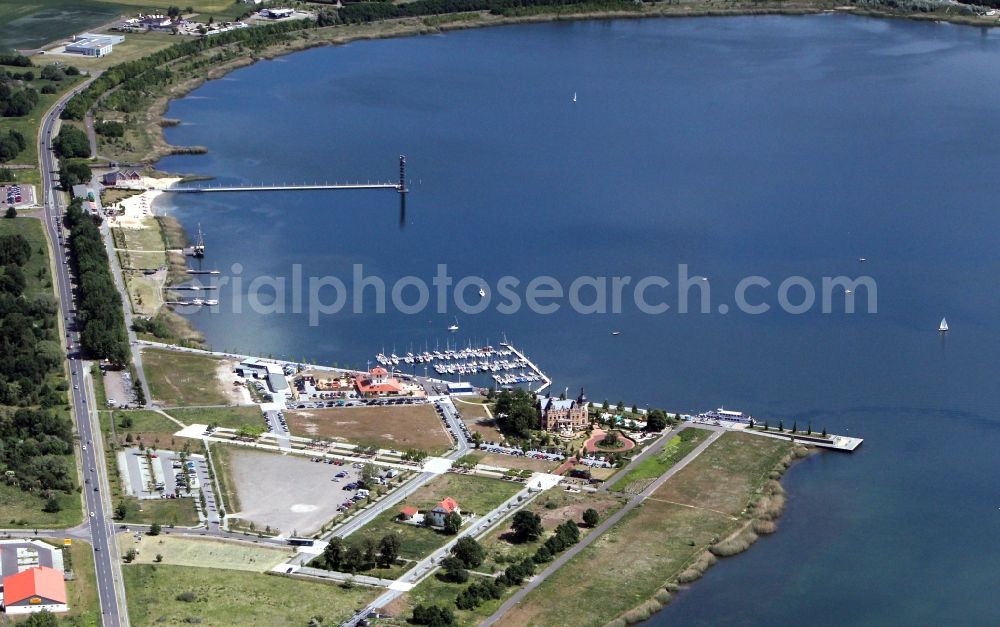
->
538, 388, 590, 432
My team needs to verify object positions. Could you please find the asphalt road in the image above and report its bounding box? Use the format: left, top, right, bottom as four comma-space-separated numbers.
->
39, 81, 129, 627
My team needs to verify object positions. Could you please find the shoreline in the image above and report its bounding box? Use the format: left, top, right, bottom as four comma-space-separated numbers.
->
605, 443, 812, 626
112, 4, 997, 170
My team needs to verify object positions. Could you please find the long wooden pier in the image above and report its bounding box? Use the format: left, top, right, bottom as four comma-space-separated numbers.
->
165, 182, 402, 193
164, 155, 408, 195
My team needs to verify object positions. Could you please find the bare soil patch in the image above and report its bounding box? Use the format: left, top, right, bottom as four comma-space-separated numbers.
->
286, 405, 451, 454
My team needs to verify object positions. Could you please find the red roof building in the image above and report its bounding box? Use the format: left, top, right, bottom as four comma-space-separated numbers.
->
354, 367, 405, 397
398, 506, 419, 520
2, 566, 68, 615
427, 497, 461, 527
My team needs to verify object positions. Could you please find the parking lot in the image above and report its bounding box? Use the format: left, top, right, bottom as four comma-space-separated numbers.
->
116, 448, 223, 524
2, 183, 35, 207
226, 448, 369, 535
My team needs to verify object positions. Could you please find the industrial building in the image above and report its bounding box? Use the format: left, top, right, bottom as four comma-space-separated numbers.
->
65, 33, 124, 57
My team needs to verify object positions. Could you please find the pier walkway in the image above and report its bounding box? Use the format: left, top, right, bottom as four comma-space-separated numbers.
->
165, 182, 402, 193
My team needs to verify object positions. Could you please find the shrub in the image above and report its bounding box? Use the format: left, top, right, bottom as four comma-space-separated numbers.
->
175, 591, 196, 602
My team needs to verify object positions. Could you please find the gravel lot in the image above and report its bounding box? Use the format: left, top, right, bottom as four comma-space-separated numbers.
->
227, 448, 360, 536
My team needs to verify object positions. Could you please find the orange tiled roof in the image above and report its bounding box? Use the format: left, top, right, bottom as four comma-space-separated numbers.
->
435, 497, 459, 513
3, 566, 67, 606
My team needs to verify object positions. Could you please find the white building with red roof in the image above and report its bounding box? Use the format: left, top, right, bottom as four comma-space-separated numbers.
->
427, 497, 460, 527
354, 367, 405, 397
2, 566, 67, 615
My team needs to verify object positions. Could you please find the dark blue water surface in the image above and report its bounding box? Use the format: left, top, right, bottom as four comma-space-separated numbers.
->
156, 15, 1000, 626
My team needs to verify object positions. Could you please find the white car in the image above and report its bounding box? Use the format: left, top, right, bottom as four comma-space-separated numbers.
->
82, 445, 87, 451
89, 511, 95, 517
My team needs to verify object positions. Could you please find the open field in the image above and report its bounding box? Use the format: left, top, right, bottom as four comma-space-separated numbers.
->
124, 563, 378, 626
0, 481, 81, 528
208, 443, 240, 515
116, 533, 293, 572
225, 448, 351, 535
353, 474, 521, 561
286, 404, 452, 455
615, 428, 712, 493
42, 32, 176, 73
464, 450, 559, 473
121, 494, 200, 527
496, 433, 791, 627
0, 0, 137, 51
108, 409, 183, 448
142, 348, 227, 406
165, 405, 261, 429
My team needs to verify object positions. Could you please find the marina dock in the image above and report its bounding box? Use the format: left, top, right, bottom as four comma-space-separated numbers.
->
374, 340, 550, 393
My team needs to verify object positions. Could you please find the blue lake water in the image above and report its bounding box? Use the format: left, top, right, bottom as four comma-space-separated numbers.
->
156, 15, 1000, 625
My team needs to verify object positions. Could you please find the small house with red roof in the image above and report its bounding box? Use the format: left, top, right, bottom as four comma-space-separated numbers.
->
2, 566, 67, 615
354, 367, 405, 397
398, 506, 419, 521
427, 497, 460, 527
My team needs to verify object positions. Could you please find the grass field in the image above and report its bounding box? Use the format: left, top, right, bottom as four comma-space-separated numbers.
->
142, 348, 227, 406
120, 495, 200, 527
614, 428, 712, 492
165, 405, 261, 429
286, 404, 452, 455
497, 433, 791, 627
398, 573, 505, 627
116, 533, 293, 572
61, 539, 102, 625
208, 443, 241, 514
103, 409, 186, 452
45, 32, 176, 73
124, 563, 378, 626
0, 481, 82, 528
353, 474, 521, 561
463, 450, 558, 473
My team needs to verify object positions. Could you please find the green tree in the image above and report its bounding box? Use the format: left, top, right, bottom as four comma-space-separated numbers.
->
114, 501, 128, 520
443, 511, 462, 535
471, 432, 483, 449
582, 508, 599, 528
323, 537, 345, 569
42, 497, 61, 513
511, 510, 543, 543
377, 534, 400, 568
494, 388, 539, 438
154, 553, 163, 563
645, 409, 668, 432
4, 206, 15, 219
451, 536, 485, 568
148, 522, 161, 536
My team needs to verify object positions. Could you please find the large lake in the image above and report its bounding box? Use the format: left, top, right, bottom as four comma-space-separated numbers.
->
157, 15, 1000, 625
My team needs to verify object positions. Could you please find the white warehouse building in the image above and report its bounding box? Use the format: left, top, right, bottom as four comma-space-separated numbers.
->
65, 33, 125, 57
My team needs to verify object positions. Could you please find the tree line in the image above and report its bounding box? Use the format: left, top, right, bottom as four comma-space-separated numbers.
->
315, 533, 402, 572
0, 233, 64, 408
327, 0, 635, 24
64, 198, 131, 365
0, 78, 39, 118
0, 230, 75, 500
0, 129, 27, 164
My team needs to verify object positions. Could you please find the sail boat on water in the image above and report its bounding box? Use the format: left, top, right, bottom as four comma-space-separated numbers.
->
572, 92, 577, 103
448, 317, 459, 333
939, 317, 949, 333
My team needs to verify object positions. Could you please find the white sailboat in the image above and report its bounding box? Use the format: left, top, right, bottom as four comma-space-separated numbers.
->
448, 317, 459, 333
572, 92, 577, 103
939, 317, 949, 333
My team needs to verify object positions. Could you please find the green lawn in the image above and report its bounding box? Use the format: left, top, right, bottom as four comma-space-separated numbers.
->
117, 494, 200, 527
354, 474, 521, 561
0, 0, 143, 51
124, 563, 378, 626
142, 348, 227, 406
0, 481, 82, 528
614, 428, 712, 491
165, 405, 261, 429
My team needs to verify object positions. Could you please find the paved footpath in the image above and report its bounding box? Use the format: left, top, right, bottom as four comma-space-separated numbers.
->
481, 427, 723, 627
